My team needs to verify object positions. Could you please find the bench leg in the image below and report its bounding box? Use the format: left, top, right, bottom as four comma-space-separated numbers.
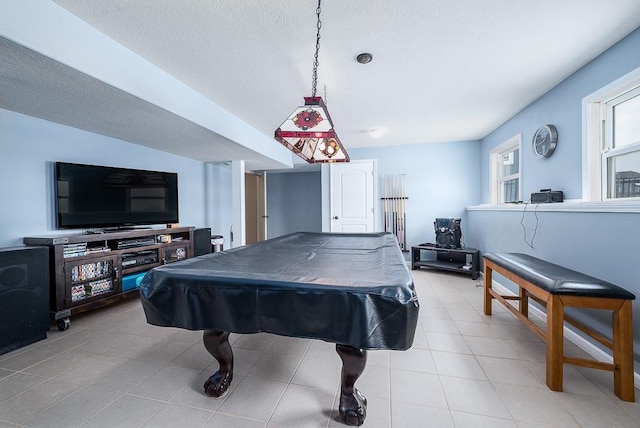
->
484, 265, 493, 315
613, 300, 635, 402
519, 287, 528, 318
546, 295, 564, 392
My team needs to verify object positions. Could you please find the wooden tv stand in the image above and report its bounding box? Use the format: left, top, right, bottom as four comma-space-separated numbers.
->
24, 226, 194, 331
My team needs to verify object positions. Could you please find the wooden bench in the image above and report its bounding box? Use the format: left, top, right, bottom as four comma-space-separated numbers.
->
483, 252, 636, 401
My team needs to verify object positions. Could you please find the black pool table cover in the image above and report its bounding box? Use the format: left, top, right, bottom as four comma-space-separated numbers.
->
140, 232, 419, 350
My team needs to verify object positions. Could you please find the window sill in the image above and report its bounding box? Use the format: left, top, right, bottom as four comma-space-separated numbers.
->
467, 200, 640, 213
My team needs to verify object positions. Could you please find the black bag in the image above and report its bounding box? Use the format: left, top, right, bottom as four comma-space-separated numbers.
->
434, 218, 462, 248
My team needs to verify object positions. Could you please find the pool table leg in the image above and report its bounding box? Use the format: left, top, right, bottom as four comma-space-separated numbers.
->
336, 344, 368, 426
203, 330, 233, 397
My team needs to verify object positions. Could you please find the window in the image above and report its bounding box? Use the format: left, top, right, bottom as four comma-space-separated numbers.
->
583, 66, 640, 202
603, 87, 640, 199
490, 134, 521, 204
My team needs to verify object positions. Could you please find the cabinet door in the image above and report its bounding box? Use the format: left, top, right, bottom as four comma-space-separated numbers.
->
161, 243, 190, 264
64, 254, 119, 306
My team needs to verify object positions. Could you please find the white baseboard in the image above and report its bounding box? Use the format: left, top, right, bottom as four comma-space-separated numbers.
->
491, 280, 640, 390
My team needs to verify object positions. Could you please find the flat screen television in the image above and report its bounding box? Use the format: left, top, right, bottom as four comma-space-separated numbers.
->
55, 162, 179, 230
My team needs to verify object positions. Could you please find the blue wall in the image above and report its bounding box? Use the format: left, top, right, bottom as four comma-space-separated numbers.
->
480, 27, 640, 202
206, 163, 233, 245
0, 108, 207, 247
349, 140, 481, 249
266, 140, 481, 250
469, 26, 640, 365
266, 172, 322, 238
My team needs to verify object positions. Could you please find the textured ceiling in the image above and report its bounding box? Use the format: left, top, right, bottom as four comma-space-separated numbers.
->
3, 1, 640, 167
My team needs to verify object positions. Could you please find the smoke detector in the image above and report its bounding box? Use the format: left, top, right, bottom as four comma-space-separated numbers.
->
356, 53, 373, 64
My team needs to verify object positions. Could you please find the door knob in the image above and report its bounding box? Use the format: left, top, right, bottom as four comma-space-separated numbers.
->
333, 216, 339, 220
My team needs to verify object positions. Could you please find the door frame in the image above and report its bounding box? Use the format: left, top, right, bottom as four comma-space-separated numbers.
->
244, 172, 266, 244
328, 159, 377, 233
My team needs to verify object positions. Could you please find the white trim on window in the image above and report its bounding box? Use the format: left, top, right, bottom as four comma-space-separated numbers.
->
490, 134, 522, 204
582, 66, 640, 203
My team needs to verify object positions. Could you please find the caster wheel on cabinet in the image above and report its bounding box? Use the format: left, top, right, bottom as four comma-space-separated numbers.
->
57, 318, 70, 331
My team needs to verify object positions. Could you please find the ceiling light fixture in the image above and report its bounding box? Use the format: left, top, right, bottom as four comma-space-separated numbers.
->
370, 129, 384, 139
274, 0, 349, 163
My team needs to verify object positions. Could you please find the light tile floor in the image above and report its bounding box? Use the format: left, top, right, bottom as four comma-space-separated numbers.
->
1, 270, 639, 427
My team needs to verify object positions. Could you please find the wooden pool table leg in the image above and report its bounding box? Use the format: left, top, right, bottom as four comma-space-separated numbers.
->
203, 330, 233, 397
336, 344, 368, 426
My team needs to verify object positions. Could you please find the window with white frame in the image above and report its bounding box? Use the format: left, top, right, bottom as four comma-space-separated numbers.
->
604, 87, 640, 199
490, 134, 521, 204
583, 66, 640, 202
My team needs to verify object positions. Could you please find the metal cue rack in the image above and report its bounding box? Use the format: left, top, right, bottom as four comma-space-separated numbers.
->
381, 174, 408, 251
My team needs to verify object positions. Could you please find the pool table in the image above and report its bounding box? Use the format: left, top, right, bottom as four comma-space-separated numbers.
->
140, 231, 419, 425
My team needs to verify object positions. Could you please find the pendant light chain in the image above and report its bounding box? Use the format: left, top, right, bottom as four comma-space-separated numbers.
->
311, 0, 322, 98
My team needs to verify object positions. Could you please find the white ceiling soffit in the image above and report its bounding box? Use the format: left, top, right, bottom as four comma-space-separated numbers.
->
51, 0, 640, 149
0, 35, 291, 171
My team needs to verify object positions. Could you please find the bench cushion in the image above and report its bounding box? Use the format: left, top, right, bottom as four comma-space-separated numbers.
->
484, 253, 635, 300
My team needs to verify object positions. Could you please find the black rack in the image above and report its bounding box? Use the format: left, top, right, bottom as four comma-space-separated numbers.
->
411, 243, 480, 279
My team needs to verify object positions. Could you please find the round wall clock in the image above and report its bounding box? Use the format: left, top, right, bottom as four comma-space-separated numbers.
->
532, 124, 558, 158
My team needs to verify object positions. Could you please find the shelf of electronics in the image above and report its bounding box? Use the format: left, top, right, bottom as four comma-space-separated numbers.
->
62, 234, 186, 259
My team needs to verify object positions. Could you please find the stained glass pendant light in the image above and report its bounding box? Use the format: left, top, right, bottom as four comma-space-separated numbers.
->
274, 0, 349, 163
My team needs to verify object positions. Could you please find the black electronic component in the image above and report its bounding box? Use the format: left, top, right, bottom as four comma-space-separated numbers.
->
117, 238, 156, 249
434, 218, 462, 248
55, 162, 179, 230
121, 250, 158, 267
193, 228, 212, 256
0, 247, 49, 355
531, 190, 563, 203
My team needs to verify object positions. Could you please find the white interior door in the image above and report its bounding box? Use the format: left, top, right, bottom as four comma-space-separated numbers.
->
330, 160, 375, 232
